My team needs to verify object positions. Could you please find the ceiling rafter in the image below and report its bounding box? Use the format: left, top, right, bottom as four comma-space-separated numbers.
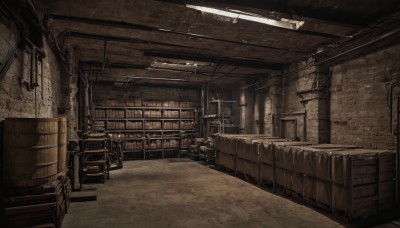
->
60, 31, 198, 50
45, 14, 312, 55
80, 61, 265, 78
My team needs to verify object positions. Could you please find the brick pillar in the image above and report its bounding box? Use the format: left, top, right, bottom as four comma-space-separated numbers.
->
296, 90, 329, 143
296, 64, 330, 144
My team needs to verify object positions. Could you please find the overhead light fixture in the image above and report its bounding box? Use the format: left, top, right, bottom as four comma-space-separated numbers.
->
186, 5, 305, 30
152, 60, 211, 68
101, 73, 189, 82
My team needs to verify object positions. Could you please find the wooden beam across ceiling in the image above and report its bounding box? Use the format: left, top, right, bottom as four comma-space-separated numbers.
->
46, 14, 320, 55
80, 61, 266, 78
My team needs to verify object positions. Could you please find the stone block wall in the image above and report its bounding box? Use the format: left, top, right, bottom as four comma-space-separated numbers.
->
240, 74, 281, 135
330, 43, 400, 149
241, 43, 400, 150
92, 82, 201, 104
281, 58, 319, 142
0, 18, 62, 119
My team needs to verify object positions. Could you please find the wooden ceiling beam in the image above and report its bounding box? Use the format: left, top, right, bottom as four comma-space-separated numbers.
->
46, 14, 315, 55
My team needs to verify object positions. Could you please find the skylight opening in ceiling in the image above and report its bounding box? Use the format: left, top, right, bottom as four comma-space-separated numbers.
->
186, 5, 305, 30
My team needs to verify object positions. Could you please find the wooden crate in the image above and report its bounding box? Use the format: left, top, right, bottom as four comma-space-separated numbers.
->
330, 149, 396, 218
4, 176, 71, 228
236, 158, 258, 181
236, 139, 258, 163
218, 151, 236, 171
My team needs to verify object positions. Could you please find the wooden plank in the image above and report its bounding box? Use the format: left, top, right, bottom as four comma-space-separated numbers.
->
31, 223, 56, 228
70, 190, 97, 202
6, 203, 56, 216
6, 193, 57, 207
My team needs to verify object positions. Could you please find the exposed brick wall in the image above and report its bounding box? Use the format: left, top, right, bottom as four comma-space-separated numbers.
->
281, 59, 317, 141
92, 82, 201, 104
244, 85, 256, 134
330, 43, 400, 150
240, 75, 281, 136
241, 43, 400, 149
0, 19, 61, 119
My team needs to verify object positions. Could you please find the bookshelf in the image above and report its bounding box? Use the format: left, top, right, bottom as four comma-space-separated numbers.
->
94, 105, 197, 159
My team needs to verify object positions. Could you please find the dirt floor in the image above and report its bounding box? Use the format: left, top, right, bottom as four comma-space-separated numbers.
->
63, 159, 343, 228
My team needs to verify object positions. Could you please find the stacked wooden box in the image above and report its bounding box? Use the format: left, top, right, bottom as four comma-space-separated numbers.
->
2, 118, 71, 227
4, 176, 71, 228
330, 148, 395, 217
215, 134, 397, 219
215, 134, 241, 171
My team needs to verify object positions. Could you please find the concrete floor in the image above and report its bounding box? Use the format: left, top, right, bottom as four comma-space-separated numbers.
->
63, 159, 342, 228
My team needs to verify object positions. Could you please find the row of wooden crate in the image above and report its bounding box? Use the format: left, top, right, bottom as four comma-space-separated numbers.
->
215, 134, 397, 220
4, 176, 71, 228
95, 100, 197, 108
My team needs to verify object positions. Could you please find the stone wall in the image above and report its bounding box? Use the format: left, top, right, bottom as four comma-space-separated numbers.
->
0, 17, 62, 119
92, 82, 201, 105
239, 74, 281, 136
241, 43, 400, 150
330, 43, 400, 149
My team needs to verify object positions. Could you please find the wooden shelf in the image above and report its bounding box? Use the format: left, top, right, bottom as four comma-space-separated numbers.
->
96, 106, 196, 110
85, 160, 106, 165
123, 150, 143, 153
94, 105, 197, 160
84, 149, 106, 153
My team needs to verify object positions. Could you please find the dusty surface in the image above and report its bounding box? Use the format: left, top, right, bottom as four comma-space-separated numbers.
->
63, 159, 342, 228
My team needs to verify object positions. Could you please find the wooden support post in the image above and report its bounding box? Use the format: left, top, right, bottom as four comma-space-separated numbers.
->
73, 153, 80, 190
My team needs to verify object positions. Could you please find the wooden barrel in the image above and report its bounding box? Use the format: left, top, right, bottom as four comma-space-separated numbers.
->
4, 118, 58, 187
58, 118, 68, 173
